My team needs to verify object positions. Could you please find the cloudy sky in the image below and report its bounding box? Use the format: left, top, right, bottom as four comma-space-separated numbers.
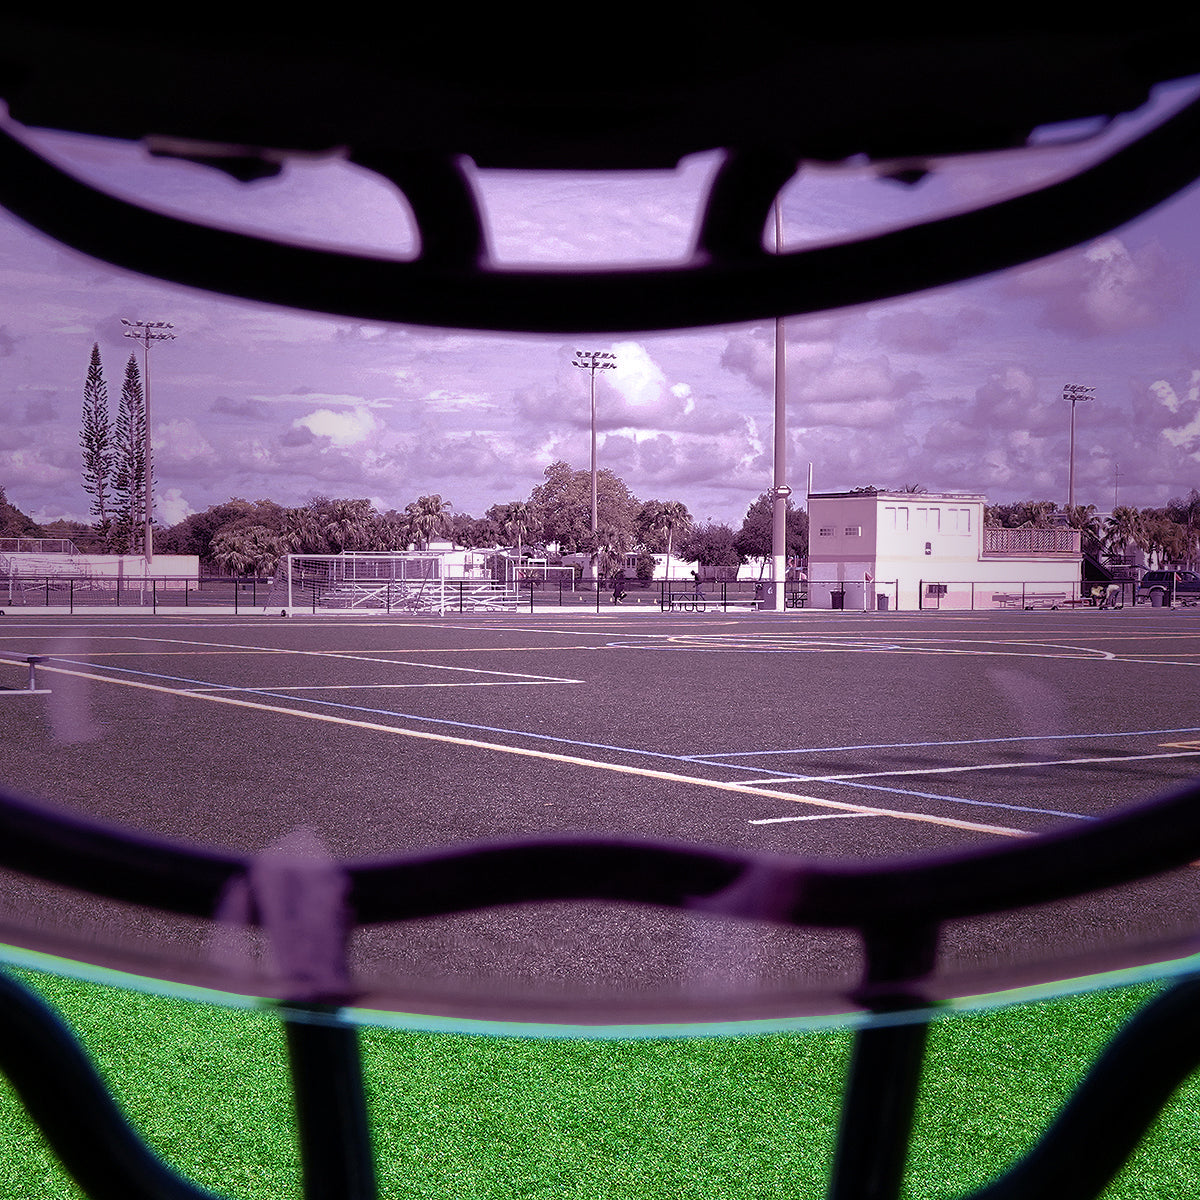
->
4, 77, 1200, 532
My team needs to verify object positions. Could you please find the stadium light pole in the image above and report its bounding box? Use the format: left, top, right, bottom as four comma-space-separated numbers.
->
771, 199, 789, 612
1063, 383, 1095, 513
572, 350, 617, 537
121, 319, 176, 564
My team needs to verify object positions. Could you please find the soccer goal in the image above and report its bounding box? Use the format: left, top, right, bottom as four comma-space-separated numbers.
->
276, 553, 521, 614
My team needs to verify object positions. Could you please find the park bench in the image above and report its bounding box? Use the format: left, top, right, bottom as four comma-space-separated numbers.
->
662, 591, 708, 612
993, 592, 1066, 610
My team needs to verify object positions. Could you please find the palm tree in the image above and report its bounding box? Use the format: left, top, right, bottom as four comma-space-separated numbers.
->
1168, 489, 1200, 569
1103, 506, 1144, 564
1012, 499, 1057, 528
373, 509, 414, 551
210, 525, 283, 576
323, 498, 376, 552
497, 501, 534, 561
404, 494, 452, 550
650, 500, 691, 577
1141, 511, 1189, 569
1066, 504, 1100, 538
282, 506, 329, 554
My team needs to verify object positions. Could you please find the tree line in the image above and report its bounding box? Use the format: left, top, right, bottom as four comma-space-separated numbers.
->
24, 347, 804, 578
144, 462, 809, 579
985, 494, 1200, 570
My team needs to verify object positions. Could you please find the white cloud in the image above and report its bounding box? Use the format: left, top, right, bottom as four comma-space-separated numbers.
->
156, 488, 193, 525
610, 341, 670, 409
1011, 235, 1183, 338
292, 407, 379, 447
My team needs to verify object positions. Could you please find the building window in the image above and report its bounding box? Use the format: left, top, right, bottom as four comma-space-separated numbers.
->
844, 526, 861, 536
819, 526, 835, 536
884, 505, 909, 531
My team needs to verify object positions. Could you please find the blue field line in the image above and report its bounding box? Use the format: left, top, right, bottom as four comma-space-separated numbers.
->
44, 657, 705, 765
821, 780, 1095, 821
47, 656, 1112, 823
684, 762, 1097, 821
685, 726, 1200, 761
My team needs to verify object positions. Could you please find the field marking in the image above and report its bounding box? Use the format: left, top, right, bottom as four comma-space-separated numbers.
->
690, 726, 1200, 760
606, 633, 1121, 663
42, 658, 1062, 830
34, 660, 1029, 840
89, 634, 584, 686
727, 771, 1094, 821
809, 748, 1200, 782
189, 681, 564, 692
749, 812, 876, 826
819, 779, 1095, 821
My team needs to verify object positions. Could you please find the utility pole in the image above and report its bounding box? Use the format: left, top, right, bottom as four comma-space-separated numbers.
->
121, 320, 175, 563
571, 350, 617, 537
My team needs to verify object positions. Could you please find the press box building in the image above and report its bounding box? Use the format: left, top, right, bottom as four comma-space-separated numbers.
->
806, 490, 1083, 611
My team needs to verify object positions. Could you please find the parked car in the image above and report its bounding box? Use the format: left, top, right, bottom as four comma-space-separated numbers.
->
1137, 570, 1200, 605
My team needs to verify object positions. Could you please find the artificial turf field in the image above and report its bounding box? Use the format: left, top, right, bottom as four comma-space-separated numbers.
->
2, 608, 1200, 1195
1, 970, 1197, 1199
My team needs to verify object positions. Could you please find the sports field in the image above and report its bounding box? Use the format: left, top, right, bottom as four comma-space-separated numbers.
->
1, 607, 1199, 1195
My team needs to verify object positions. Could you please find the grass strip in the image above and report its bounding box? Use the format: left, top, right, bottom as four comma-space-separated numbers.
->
0, 971, 1195, 1198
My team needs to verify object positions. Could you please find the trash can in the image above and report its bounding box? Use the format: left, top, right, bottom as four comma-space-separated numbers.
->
1150, 590, 1164, 608
876, 595, 889, 612
831, 590, 845, 610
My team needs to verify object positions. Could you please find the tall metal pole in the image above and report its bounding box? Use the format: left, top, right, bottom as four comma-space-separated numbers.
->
571, 351, 617, 538
590, 368, 598, 534
771, 200, 789, 612
1063, 383, 1095, 513
122, 320, 175, 564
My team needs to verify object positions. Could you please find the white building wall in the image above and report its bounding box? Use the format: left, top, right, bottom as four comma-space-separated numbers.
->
808, 491, 1082, 610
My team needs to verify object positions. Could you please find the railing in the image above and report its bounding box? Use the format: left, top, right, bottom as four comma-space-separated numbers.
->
983, 527, 1081, 555
0, 576, 269, 612
918, 580, 1133, 610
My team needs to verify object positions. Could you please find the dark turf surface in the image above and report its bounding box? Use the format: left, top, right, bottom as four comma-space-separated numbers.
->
2, 608, 1199, 1027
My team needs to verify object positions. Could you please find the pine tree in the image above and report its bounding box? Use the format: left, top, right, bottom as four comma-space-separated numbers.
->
112, 353, 148, 553
79, 343, 114, 535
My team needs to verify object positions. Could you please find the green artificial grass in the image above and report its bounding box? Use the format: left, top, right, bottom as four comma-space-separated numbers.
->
0, 970, 1197, 1199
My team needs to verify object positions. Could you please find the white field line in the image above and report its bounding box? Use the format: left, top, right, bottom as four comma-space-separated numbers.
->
808, 749, 1200, 782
